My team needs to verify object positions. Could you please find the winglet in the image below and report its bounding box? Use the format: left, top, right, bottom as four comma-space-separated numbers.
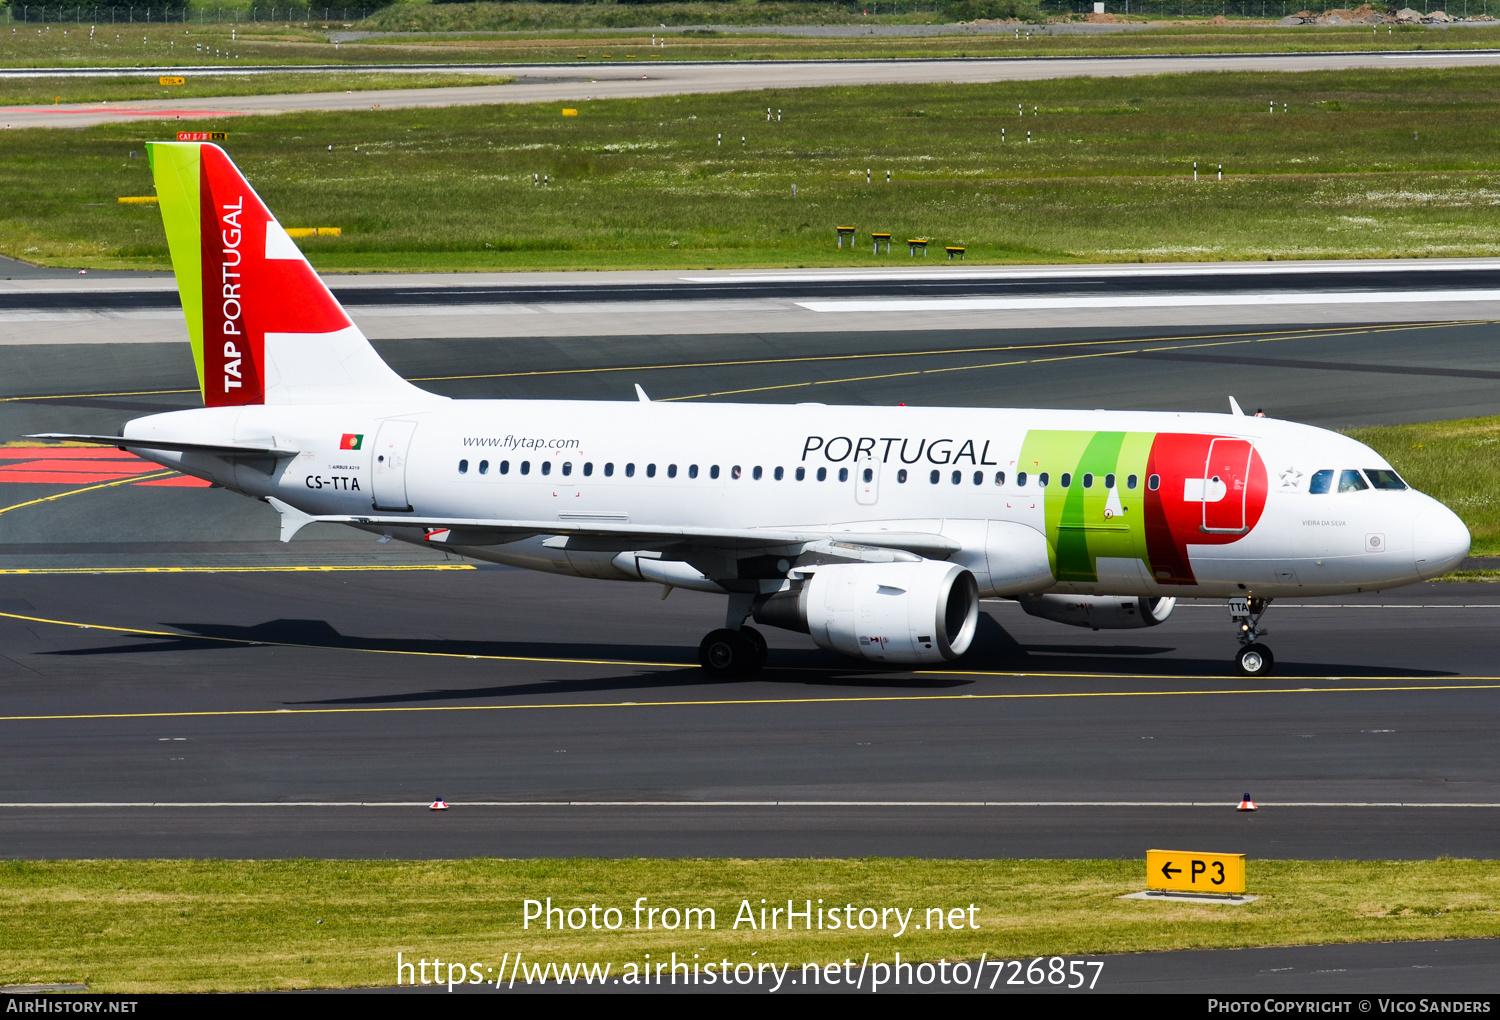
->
1228, 396, 1245, 416
635, 384, 651, 403
267, 497, 317, 543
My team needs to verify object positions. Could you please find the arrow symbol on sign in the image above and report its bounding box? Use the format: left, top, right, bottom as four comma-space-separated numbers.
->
1160, 861, 1181, 879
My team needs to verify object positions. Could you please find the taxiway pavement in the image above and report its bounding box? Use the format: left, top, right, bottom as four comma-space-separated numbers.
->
2, 298, 1499, 861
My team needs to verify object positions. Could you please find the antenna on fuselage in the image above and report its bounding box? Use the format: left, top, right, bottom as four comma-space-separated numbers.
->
635, 384, 651, 403
1228, 396, 1245, 416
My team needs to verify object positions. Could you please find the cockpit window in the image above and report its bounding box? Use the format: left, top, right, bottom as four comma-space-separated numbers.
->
1308, 469, 1333, 494
1338, 469, 1369, 493
1365, 469, 1408, 491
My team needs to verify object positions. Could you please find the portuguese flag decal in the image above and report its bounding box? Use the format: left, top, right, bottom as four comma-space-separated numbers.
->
340, 433, 364, 450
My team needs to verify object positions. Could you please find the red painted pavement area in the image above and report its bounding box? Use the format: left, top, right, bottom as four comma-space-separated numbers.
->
0, 446, 211, 487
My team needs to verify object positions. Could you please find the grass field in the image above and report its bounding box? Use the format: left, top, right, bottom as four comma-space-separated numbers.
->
1347, 416, 1500, 558
6, 67, 1500, 271
2, 19, 1499, 68
1, 858, 1497, 991
0, 70, 513, 105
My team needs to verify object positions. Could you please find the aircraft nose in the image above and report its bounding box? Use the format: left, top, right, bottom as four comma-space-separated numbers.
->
1413, 502, 1471, 580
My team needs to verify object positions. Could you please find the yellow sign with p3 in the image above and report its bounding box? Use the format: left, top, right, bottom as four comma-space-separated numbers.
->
1146, 849, 1246, 894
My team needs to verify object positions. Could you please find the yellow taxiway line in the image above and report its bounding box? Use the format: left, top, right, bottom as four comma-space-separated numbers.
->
0, 470, 177, 517
2, 607, 1498, 723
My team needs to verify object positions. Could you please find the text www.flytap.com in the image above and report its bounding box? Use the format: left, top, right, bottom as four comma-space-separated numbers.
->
397, 952, 1104, 992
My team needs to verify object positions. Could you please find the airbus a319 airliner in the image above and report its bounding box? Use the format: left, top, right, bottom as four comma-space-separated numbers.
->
38, 143, 1472, 677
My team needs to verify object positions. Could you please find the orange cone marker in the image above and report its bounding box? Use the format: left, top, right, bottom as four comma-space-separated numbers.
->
1237, 793, 1257, 812
430, 797, 448, 811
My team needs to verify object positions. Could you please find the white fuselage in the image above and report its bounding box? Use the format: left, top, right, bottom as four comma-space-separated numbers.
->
120, 399, 1471, 599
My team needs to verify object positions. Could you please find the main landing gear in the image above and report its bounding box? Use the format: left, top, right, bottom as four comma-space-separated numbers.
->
1230, 596, 1274, 677
698, 593, 768, 678
698, 626, 767, 678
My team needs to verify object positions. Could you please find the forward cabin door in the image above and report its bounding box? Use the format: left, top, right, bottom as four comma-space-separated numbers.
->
1201, 438, 1253, 534
855, 452, 879, 506
371, 419, 417, 512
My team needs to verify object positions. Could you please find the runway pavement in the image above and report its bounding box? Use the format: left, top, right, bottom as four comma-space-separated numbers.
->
7, 49, 1500, 128
9, 259, 1500, 344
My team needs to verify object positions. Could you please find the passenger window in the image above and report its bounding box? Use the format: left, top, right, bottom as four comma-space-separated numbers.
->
541, 461, 551, 476
1038, 472, 1049, 488
458, 459, 469, 474
478, 460, 489, 475
1104, 472, 1114, 489
645, 463, 656, 478
775, 466, 785, 481
581, 462, 591, 477
732, 465, 742, 480
1126, 474, 1137, 490
951, 470, 961, 485
898, 469, 908, 483
710, 465, 720, 479
973, 471, 983, 485
500, 460, 511, 475
520, 461, 531, 475
994, 471, 1005, 486
753, 466, 763, 480
624, 463, 635, 478
817, 467, 827, 481
838, 467, 849, 483
930, 470, 940, 484
863, 468, 873, 483
1338, 469, 1368, 493
1147, 474, 1159, 491
795, 467, 806, 481
1061, 472, 1072, 488
604, 462, 614, 477
689, 464, 698, 479
667, 464, 677, 479
561, 462, 571, 477
1017, 471, 1028, 487
1365, 468, 1408, 490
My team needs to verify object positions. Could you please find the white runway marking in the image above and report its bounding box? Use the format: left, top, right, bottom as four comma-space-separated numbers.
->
797, 290, 1500, 313
3, 800, 1498, 808
683, 258, 1500, 284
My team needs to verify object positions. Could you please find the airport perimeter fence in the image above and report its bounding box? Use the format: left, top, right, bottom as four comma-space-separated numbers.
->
1, 5, 378, 21
1039, 0, 1491, 13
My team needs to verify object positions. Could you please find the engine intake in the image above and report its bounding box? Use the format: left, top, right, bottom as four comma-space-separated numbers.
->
1016, 593, 1176, 630
755, 560, 979, 664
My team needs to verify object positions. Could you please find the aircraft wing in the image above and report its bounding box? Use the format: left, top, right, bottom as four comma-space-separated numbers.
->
315, 514, 960, 559
27, 433, 300, 457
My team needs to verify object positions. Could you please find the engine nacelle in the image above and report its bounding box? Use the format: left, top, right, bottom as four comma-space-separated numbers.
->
755, 560, 979, 664
1016, 594, 1176, 630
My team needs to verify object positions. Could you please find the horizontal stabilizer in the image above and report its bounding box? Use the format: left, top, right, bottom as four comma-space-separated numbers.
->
27, 433, 299, 458
318, 514, 960, 559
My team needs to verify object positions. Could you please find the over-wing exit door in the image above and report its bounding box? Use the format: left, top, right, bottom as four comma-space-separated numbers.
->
855, 453, 879, 505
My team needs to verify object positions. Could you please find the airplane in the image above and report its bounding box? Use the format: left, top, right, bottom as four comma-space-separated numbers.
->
34, 142, 1472, 679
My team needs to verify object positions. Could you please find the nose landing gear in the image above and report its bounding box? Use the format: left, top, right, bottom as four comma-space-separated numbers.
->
1230, 596, 1274, 677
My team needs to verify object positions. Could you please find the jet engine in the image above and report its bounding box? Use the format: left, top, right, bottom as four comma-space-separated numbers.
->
754, 559, 979, 664
1016, 594, 1176, 630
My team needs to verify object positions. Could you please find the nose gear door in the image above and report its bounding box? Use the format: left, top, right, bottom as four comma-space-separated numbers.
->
371, 419, 417, 512
1202, 438, 1252, 534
